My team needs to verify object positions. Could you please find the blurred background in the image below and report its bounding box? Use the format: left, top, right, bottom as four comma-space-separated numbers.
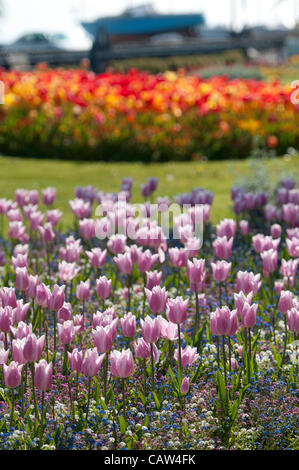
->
0, 0, 299, 71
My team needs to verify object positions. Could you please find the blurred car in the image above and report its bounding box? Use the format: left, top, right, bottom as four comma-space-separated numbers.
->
4, 33, 61, 52
149, 33, 185, 45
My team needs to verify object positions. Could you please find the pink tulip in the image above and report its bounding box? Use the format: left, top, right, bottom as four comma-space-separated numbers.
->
166, 297, 189, 324
281, 178, 295, 190
169, 247, 188, 268
92, 308, 116, 329
180, 377, 190, 395
96, 276, 112, 300
274, 281, 284, 295
216, 218, 237, 239
239, 220, 249, 236
213, 236, 233, 260
137, 250, 159, 272
35, 283, 51, 308
114, 252, 133, 274
286, 237, 299, 258
86, 248, 107, 269
108, 234, 127, 254
79, 218, 95, 239
74, 314, 85, 332
235, 271, 261, 295
278, 290, 294, 314
3, 361, 23, 388
260, 249, 278, 276
174, 345, 199, 368
42, 187, 56, 206
69, 198, 91, 220
234, 291, 253, 316
26, 275, 39, 299
76, 280, 90, 301
49, 284, 65, 311
210, 306, 238, 336
159, 317, 179, 341
10, 321, 32, 339
110, 349, 134, 378
92, 319, 118, 353
187, 258, 205, 285
81, 348, 105, 377
34, 360, 53, 391
57, 321, 80, 345
280, 259, 298, 279
38, 222, 55, 243
287, 308, 299, 332
0, 348, 9, 365
140, 315, 161, 343
277, 188, 289, 205
15, 267, 29, 291
145, 286, 168, 314
120, 312, 136, 337
9, 221, 28, 242
12, 300, 30, 323
270, 224, 282, 239
0, 306, 13, 332
58, 302, 73, 323
133, 338, 160, 361
146, 270, 162, 290
46, 209, 63, 227
12, 254, 28, 269
58, 261, 79, 282
240, 302, 258, 328
211, 260, 231, 282
68, 348, 83, 373
282, 203, 298, 226
12, 338, 27, 364
23, 334, 45, 362
265, 204, 277, 221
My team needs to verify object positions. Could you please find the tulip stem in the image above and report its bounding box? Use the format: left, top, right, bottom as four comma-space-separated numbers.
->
127, 274, 132, 312
193, 289, 199, 341
86, 376, 91, 422
216, 336, 220, 369
143, 359, 147, 394
53, 310, 57, 364
177, 323, 182, 375
219, 282, 222, 307
10, 389, 14, 427
103, 354, 108, 400
280, 316, 288, 368
222, 336, 227, 387
142, 273, 146, 317
122, 378, 126, 420
150, 343, 155, 392
30, 363, 39, 424
40, 391, 45, 442
82, 299, 85, 323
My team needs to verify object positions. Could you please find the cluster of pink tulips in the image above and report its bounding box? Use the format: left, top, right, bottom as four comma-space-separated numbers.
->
0, 176, 297, 449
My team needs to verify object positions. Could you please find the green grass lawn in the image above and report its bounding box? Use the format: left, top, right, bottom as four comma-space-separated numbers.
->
1, 155, 298, 227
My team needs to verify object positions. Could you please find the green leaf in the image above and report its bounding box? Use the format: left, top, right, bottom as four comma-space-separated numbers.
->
152, 391, 162, 411
118, 416, 127, 435
138, 390, 147, 406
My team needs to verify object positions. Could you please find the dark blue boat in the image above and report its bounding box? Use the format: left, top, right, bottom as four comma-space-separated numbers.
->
82, 4, 205, 41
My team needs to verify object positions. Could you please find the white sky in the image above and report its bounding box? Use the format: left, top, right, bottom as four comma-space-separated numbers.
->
0, 0, 298, 43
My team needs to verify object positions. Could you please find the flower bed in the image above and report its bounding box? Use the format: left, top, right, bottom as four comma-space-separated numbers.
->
0, 68, 298, 161
0, 176, 298, 450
